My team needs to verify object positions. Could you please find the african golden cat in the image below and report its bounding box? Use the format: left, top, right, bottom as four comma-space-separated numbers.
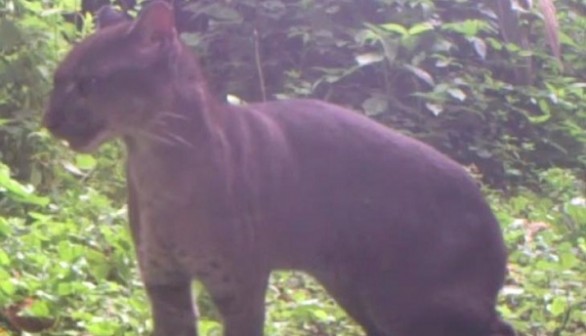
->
44, 2, 515, 336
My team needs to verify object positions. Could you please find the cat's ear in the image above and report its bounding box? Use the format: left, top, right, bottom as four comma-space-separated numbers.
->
96, 5, 130, 29
129, 1, 177, 46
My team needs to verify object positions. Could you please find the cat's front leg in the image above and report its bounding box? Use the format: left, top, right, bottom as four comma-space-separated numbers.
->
128, 179, 198, 335
203, 269, 269, 336
137, 242, 198, 335
147, 281, 198, 336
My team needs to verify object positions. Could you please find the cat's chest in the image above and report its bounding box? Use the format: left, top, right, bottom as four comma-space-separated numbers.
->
127, 157, 224, 281
133, 191, 233, 284
126, 146, 252, 283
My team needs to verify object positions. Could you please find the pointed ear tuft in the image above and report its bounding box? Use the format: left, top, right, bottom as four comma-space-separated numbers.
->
96, 5, 130, 29
131, 1, 176, 42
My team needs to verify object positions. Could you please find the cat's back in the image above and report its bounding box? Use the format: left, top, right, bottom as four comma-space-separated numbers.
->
231, 98, 491, 221
244, 98, 468, 183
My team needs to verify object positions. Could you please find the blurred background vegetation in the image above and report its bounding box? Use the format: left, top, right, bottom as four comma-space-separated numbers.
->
0, 0, 584, 335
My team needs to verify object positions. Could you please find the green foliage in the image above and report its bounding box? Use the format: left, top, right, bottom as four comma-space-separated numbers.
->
190, 0, 585, 185
489, 169, 586, 335
0, 163, 48, 207
0, 183, 150, 335
0, 0, 584, 335
0, 0, 74, 180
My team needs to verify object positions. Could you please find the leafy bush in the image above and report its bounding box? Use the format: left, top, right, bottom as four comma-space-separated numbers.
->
187, 0, 586, 185
490, 169, 586, 335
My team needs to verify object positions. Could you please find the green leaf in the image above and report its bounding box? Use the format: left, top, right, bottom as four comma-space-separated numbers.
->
312, 309, 330, 321
0, 163, 49, 206
24, 300, 51, 318
527, 100, 552, 124
378, 23, 408, 36
57, 282, 74, 296
355, 52, 384, 66
560, 251, 579, 269
75, 154, 97, 170
403, 64, 434, 86
548, 297, 567, 317
408, 22, 433, 36
0, 248, 10, 266
447, 88, 467, 101
425, 103, 443, 116
87, 318, 120, 336
470, 37, 487, 60
86, 249, 111, 280
0, 277, 16, 296
362, 96, 388, 116
62, 161, 85, 176
442, 20, 488, 37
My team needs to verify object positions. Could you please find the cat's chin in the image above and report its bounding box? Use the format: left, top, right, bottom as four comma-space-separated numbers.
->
67, 131, 112, 153
68, 141, 100, 153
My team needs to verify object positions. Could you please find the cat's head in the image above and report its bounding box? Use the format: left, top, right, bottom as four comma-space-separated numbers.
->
44, 1, 182, 153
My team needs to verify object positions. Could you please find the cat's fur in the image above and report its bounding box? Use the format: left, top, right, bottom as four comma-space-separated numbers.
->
44, 2, 515, 336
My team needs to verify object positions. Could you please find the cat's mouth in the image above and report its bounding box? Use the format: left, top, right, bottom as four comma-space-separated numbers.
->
47, 118, 111, 153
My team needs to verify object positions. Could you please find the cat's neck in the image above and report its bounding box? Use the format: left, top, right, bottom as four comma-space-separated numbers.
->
124, 44, 225, 157
123, 49, 231, 195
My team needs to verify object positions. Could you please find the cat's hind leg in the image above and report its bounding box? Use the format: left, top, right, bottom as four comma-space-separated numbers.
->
364, 284, 514, 336
315, 272, 388, 336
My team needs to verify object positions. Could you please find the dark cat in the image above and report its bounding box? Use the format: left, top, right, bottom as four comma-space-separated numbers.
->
44, 2, 515, 336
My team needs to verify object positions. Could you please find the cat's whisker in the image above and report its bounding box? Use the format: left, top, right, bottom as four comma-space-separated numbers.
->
136, 128, 195, 149
148, 113, 190, 132
136, 129, 180, 148
150, 114, 179, 129
158, 111, 190, 121
143, 115, 196, 149
150, 118, 170, 128
159, 130, 195, 149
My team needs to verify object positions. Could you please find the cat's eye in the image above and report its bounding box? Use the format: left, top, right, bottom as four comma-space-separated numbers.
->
76, 77, 99, 96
